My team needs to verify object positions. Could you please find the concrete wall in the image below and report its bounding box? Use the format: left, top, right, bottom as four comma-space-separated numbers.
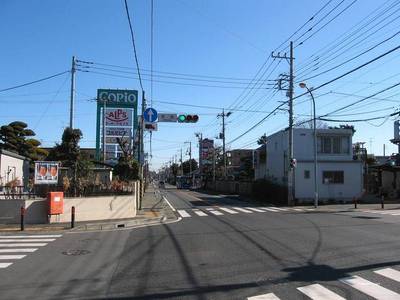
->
212, 181, 252, 196
295, 161, 363, 202
0, 181, 140, 224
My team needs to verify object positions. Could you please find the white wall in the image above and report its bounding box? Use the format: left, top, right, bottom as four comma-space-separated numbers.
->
0, 154, 26, 186
295, 161, 363, 201
266, 130, 288, 183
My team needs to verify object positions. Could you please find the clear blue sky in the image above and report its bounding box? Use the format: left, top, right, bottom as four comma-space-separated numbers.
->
1, 0, 400, 170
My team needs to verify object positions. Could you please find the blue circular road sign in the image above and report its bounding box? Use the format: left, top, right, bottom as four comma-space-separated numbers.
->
143, 107, 158, 123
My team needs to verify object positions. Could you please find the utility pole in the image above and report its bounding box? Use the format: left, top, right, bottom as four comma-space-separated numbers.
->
180, 148, 183, 175
69, 56, 76, 129
188, 141, 192, 174
272, 41, 295, 206
218, 110, 232, 179
213, 148, 216, 183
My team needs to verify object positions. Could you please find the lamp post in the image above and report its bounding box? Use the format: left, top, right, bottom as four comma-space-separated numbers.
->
299, 82, 318, 208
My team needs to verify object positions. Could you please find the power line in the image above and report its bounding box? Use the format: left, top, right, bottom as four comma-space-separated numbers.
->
77, 60, 259, 82
295, 0, 359, 47
123, 0, 144, 91
0, 71, 69, 93
227, 44, 400, 145
78, 69, 275, 90
322, 81, 400, 116
320, 111, 399, 122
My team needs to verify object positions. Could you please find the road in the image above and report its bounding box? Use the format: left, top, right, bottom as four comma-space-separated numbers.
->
1, 186, 400, 299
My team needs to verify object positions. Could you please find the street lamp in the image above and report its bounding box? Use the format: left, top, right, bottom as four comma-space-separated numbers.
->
299, 82, 318, 208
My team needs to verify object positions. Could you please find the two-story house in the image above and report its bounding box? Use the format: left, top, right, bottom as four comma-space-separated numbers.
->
263, 127, 363, 202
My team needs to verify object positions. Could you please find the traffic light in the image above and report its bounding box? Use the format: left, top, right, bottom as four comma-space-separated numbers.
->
177, 114, 199, 123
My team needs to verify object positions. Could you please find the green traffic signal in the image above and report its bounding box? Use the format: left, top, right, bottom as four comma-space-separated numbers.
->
178, 115, 186, 122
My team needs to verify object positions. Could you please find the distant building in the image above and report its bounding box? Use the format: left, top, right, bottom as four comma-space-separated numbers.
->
261, 127, 363, 202
227, 149, 254, 179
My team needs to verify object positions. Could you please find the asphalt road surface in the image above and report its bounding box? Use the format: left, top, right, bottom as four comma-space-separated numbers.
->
1, 186, 400, 300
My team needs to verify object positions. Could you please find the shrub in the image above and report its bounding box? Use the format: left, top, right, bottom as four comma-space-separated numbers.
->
252, 179, 287, 206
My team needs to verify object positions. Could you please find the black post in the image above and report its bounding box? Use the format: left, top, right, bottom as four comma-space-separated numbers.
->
20, 206, 25, 231
354, 197, 357, 209
71, 206, 75, 228
381, 195, 384, 209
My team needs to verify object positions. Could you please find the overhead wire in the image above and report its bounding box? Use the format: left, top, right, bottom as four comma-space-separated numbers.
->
0, 71, 70, 93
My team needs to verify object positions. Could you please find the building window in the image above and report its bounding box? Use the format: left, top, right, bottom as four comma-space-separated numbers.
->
304, 170, 310, 179
322, 171, 344, 184
318, 136, 350, 154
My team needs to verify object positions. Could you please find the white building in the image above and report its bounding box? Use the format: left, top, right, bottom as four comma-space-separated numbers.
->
0, 149, 30, 187
258, 127, 363, 203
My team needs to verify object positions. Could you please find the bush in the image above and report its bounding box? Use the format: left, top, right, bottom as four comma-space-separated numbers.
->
252, 179, 287, 206
113, 158, 139, 181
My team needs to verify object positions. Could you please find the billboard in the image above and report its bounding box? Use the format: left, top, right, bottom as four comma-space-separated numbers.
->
105, 108, 132, 126
200, 139, 214, 175
34, 161, 59, 185
96, 89, 138, 162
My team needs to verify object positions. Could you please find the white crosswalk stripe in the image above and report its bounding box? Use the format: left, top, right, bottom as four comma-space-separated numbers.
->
374, 268, 400, 282
232, 207, 253, 213
0, 239, 55, 242
0, 234, 62, 269
177, 210, 191, 218
247, 293, 281, 299
217, 207, 239, 214
205, 208, 224, 216
192, 209, 207, 216
0, 255, 26, 260
245, 207, 266, 212
248, 268, 400, 300
297, 283, 345, 300
0, 235, 62, 238
0, 249, 37, 253
0, 263, 13, 269
260, 208, 280, 212
340, 275, 400, 299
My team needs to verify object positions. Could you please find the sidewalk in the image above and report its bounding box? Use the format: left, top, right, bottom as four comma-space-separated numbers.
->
0, 185, 178, 233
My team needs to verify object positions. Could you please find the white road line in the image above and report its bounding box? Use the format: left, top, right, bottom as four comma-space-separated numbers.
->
193, 209, 207, 216
0, 249, 37, 253
291, 208, 304, 212
0, 255, 26, 260
177, 210, 191, 218
0, 243, 47, 247
162, 196, 176, 212
297, 283, 345, 300
374, 268, 400, 282
340, 275, 400, 299
0, 239, 55, 242
232, 207, 253, 213
247, 292, 281, 299
0, 235, 61, 238
0, 263, 13, 269
245, 207, 265, 212
217, 207, 238, 214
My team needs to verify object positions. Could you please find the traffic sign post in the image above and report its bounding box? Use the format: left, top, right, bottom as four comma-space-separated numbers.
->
143, 108, 158, 123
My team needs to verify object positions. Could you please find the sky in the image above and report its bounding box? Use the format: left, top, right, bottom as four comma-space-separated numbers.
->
1, 0, 400, 170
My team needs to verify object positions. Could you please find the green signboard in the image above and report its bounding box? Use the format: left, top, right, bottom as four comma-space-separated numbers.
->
95, 89, 139, 162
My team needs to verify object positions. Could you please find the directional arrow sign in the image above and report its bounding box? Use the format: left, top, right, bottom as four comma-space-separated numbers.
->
143, 108, 158, 123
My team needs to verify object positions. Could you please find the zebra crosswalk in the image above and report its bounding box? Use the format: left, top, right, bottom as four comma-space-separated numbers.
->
176, 206, 313, 218
248, 267, 400, 299
0, 234, 62, 269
